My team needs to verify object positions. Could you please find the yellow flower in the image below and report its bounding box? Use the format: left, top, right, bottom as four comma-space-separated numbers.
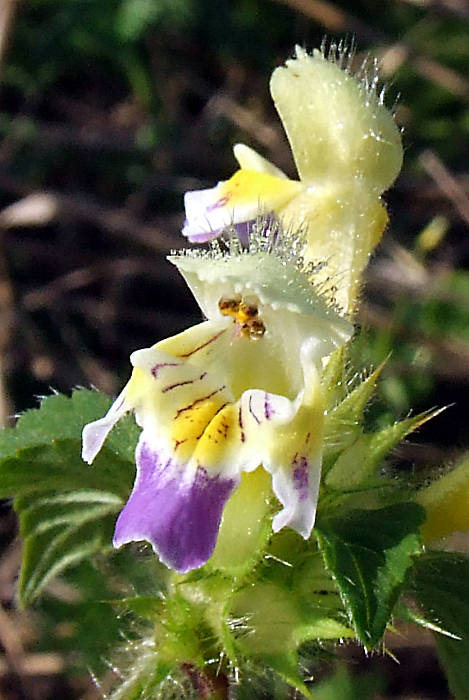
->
182, 45, 403, 313
417, 456, 469, 542
82, 223, 352, 573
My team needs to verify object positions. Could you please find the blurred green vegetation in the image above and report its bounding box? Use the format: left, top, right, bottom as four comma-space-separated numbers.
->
1, 0, 469, 697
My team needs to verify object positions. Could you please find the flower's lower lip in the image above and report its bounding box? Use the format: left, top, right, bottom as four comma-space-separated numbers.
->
113, 437, 238, 573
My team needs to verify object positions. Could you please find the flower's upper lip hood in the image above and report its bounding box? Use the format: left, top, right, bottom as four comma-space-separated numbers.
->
169, 249, 353, 348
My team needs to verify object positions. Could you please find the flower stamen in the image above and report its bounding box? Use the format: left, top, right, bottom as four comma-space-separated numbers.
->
219, 295, 266, 341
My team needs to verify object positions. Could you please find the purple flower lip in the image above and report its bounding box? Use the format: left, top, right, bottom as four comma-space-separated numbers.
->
113, 438, 237, 573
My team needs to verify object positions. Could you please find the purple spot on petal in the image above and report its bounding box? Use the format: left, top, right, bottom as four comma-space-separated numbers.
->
264, 393, 273, 420
151, 362, 181, 379
113, 440, 237, 573
292, 455, 309, 502
206, 196, 229, 212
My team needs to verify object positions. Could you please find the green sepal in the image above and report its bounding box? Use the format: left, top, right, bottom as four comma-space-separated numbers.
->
321, 347, 348, 410
224, 561, 353, 698
226, 581, 312, 697
325, 410, 439, 490
323, 362, 385, 464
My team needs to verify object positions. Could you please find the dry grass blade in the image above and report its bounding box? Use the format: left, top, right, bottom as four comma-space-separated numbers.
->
420, 149, 469, 227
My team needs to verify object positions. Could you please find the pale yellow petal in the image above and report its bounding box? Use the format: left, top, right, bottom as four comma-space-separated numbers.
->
233, 143, 288, 178
279, 183, 388, 313
270, 46, 403, 194
417, 456, 469, 542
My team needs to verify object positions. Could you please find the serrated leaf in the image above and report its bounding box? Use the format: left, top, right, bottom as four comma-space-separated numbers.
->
396, 601, 461, 640
16, 485, 123, 605
408, 551, 469, 700
0, 439, 133, 499
19, 513, 117, 605
316, 503, 425, 648
0, 389, 139, 463
1, 438, 135, 605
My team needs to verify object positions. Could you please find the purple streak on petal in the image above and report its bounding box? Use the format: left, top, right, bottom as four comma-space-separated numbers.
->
206, 196, 229, 212
231, 221, 251, 247
292, 455, 309, 502
151, 362, 181, 379
264, 393, 274, 420
113, 439, 237, 573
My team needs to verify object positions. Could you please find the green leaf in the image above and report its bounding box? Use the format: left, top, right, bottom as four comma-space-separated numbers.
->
313, 664, 384, 700
0, 388, 139, 463
38, 568, 125, 676
316, 503, 425, 648
408, 551, 469, 700
0, 389, 139, 605
8, 439, 135, 604
112, 595, 164, 620
18, 503, 118, 606
0, 439, 133, 500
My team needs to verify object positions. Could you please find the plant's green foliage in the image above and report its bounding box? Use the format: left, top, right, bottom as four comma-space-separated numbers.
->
0, 439, 133, 500
326, 410, 438, 490
37, 560, 128, 676
0, 389, 139, 463
0, 389, 138, 604
312, 664, 385, 700
116, 0, 194, 41
223, 548, 353, 697
408, 551, 469, 700
16, 486, 122, 605
321, 347, 348, 411
323, 362, 384, 464
316, 503, 425, 648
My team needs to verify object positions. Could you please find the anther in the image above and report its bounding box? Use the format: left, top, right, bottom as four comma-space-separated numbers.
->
218, 296, 241, 317
238, 302, 258, 323
249, 319, 265, 340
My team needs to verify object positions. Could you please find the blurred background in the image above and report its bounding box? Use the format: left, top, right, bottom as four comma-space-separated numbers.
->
1, 0, 469, 697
